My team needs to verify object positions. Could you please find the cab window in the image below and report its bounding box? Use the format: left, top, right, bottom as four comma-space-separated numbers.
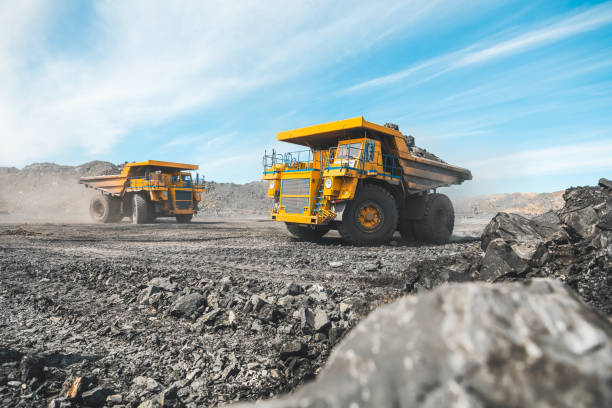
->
336, 143, 362, 159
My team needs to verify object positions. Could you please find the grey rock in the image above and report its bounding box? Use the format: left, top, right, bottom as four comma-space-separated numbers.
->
313, 309, 330, 332
131, 376, 161, 396
298, 307, 315, 332
81, 386, 113, 407
279, 341, 307, 360
148, 277, 178, 292
329, 261, 343, 268
479, 213, 567, 281
234, 279, 612, 408
481, 212, 566, 251
170, 293, 206, 318
250, 294, 268, 312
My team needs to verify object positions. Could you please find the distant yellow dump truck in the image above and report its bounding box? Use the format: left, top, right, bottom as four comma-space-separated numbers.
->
262, 117, 472, 244
80, 160, 204, 224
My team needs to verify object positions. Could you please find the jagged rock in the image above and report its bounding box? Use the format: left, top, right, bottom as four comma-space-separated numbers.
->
298, 307, 315, 332
479, 213, 567, 281
599, 177, 612, 189
250, 294, 268, 312
279, 342, 307, 360
170, 293, 206, 318
131, 376, 161, 396
148, 277, 178, 292
233, 280, 612, 408
313, 310, 330, 332
481, 212, 566, 251
559, 185, 611, 240
81, 386, 113, 406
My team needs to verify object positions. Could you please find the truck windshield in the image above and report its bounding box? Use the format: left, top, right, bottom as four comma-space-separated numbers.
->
181, 175, 192, 181
336, 143, 362, 159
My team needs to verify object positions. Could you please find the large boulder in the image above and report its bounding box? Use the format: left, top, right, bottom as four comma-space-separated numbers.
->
559, 185, 612, 243
231, 280, 612, 408
479, 213, 568, 281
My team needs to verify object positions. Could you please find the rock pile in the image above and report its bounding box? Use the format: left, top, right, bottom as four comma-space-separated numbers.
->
234, 279, 612, 408
478, 179, 611, 314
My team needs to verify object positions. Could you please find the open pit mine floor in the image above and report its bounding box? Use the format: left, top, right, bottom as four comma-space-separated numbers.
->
0, 218, 485, 407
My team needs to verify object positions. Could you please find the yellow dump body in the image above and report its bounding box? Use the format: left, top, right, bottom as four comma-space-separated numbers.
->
262, 117, 471, 225
80, 160, 204, 216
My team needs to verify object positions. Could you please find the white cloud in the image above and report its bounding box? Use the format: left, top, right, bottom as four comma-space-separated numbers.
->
0, 0, 452, 167
346, 2, 612, 92
470, 139, 612, 180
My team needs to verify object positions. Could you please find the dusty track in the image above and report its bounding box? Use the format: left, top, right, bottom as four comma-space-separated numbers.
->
0, 218, 483, 407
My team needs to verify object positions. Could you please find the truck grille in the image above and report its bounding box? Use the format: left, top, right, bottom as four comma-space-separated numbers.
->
174, 190, 192, 201
175, 201, 192, 210
281, 197, 309, 214
281, 178, 310, 196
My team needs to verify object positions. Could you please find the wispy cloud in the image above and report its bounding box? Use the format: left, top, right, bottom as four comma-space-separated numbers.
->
346, 2, 612, 92
470, 138, 612, 180
0, 0, 448, 167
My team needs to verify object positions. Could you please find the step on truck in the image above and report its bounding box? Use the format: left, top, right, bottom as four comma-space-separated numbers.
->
262, 117, 472, 244
80, 160, 205, 224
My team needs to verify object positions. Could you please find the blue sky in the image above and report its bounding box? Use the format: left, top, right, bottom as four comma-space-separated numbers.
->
1, 1, 611, 195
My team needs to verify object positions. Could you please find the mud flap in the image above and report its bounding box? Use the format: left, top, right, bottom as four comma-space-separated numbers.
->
331, 202, 347, 221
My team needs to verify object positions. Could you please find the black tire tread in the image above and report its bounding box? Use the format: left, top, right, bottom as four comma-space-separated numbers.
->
132, 194, 148, 224
286, 223, 330, 241
338, 184, 398, 245
413, 193, 454, 244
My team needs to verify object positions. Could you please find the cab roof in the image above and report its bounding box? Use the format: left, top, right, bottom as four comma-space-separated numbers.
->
124, 160, 198, 171
277, 116, 402, 148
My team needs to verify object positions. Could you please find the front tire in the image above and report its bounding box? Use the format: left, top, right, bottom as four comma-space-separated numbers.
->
286, 223, 330, 241
132, 194, 148, 224
413, 193, 454, 244
338, 184, 398, 245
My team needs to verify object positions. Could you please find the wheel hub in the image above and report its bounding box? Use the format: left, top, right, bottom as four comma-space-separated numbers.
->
358, 204, 382, 230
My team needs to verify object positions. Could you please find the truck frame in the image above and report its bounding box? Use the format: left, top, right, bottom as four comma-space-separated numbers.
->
262, 117, 472, 244
80, 160, 204, 224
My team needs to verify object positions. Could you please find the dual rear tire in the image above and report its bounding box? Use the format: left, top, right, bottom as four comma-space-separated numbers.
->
89, 195, 122, 223
402, 193, 454, 244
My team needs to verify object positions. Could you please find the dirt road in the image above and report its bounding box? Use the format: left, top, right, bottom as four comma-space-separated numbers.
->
0, 218, 484, 407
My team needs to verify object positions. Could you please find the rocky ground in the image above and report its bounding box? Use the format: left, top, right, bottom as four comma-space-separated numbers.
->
1, 159, 610, 407
0, 219, 483, 407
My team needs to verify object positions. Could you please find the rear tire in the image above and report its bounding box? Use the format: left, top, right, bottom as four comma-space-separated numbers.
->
286, 223, 330, 241
398, 215, 415, 242
413, 193, 454, 244
338, 184, 398, 245
89, 195, 121, 223
176, 214, 193, 223
132, 194, 148, 224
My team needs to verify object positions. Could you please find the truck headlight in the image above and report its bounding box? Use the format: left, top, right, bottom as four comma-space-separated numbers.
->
269, 180, 275, 190
324, 178, 332, 189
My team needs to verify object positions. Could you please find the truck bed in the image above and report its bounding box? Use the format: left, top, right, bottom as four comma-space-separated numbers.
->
79, 174, 127, 196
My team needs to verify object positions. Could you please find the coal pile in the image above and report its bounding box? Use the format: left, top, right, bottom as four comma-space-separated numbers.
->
476, 179, 611, 314
234, 279, 612, 408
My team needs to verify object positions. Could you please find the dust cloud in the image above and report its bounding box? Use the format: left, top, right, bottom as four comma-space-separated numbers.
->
0, 161, 120, 223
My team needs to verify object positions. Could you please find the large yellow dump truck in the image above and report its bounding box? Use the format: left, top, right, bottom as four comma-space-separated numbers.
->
262, 117, 472, 244
80, 160, 204, 224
